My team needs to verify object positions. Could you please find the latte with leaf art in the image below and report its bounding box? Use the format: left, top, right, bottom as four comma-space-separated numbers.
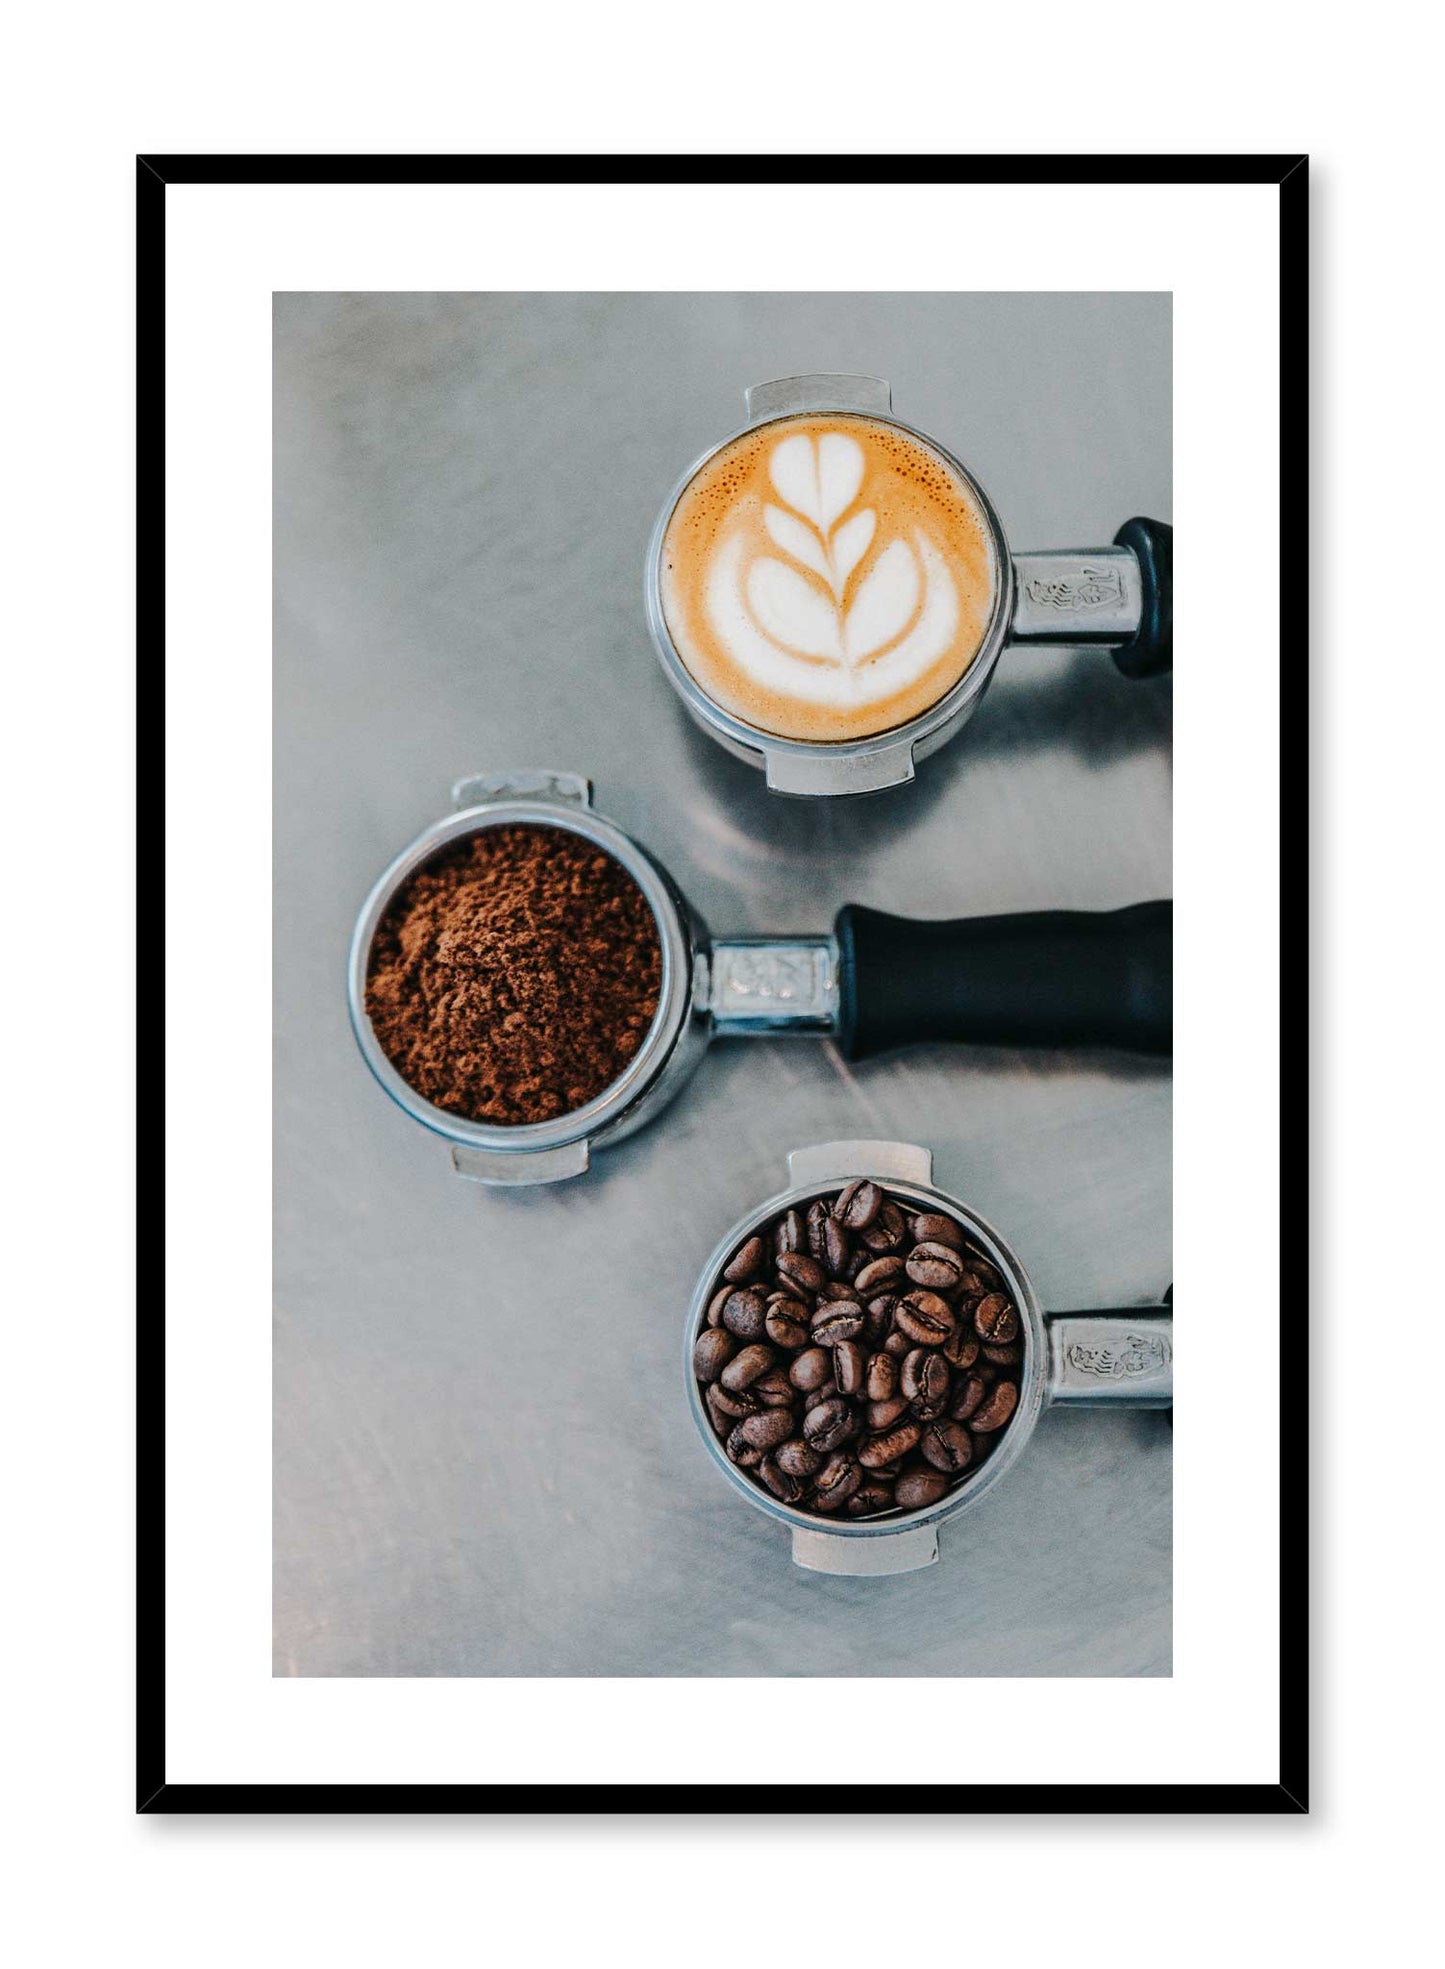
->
659, 414, 999, 744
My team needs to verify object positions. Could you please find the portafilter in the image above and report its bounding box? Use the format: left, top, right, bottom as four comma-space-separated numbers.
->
348, 773, 1171, 1186
686, 1139, 1172, 1576
645, 373, 1171, 795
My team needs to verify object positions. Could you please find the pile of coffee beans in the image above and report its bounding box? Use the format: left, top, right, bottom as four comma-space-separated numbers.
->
693, 1182, 1025, 1519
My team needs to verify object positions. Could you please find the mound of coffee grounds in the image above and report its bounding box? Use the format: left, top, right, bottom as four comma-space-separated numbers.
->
365, 824, 662, 1127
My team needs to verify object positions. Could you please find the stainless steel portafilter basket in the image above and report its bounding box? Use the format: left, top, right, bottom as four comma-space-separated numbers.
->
348, 773, 1172, 1187
685, 1139, 1172, 1576
645, 373, 1172, 795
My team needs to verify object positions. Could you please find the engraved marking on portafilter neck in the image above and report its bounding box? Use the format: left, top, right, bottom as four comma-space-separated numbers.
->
1047, 1311, 1173, 1406
1026, 565, 1126, 612
709, 938, 840, 1037
1010, 548, 1142, 642
1066, 1333, 1171, 1379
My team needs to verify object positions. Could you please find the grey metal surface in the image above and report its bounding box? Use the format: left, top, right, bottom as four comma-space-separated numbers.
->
273, 291, 1171, 1678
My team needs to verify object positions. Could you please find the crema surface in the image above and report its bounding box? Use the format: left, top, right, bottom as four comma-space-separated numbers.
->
660, 413, 998, 743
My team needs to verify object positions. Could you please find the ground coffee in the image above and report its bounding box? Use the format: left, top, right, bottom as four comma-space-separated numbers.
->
365, 823, 662, 1126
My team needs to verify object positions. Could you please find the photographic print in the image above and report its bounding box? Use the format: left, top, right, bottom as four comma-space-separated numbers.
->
275, 289, 1173, 1674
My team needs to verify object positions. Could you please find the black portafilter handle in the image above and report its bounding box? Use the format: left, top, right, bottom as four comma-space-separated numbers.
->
834, 900, 1172, 1061
1113, 517, 1172, 679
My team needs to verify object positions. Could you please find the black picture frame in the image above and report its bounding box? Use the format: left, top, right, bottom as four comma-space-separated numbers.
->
138, 152, 1307, 1815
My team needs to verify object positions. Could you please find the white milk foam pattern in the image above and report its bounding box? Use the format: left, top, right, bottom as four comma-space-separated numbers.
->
703, 431, 960, 709
659, 412, 996, 743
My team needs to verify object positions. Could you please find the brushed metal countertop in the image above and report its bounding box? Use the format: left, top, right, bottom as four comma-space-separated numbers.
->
273, 290, 1172, 1677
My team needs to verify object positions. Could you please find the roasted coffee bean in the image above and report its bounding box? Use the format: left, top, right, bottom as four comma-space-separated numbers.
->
726, 1423, 765, 1467
854, 1254, 906, 1295
821, 1215, 852, 1278
811, 1453, 862, 1510
846, 1483, 897, 1518
778, 1251, 827, 1296
895, 1290, 956, 1346
858, 1418, 923, 1467
895, 1468, 950, 1510
976, 1362, 1000, 1385
834, 1339, 867, 1396
817, 1278, 858, 1303
806, 1200, 833, 1263
711, 1382, 761, 1421
909, 1212, 968, 1252
790, 1346, 833, 1392
723, 1235, 768, 1284
775, 1438, 823, 1479
721, 1288, 768, 1341
765, 1303, 811, 1350
866, 1351, 899, 1402
865, 1293, 898, 1343
982, 1342, 1022, 1366
950, 1373, 987, 1422
804, 1379, 839, 1412
750, 1367, 797, 1408
969, 1380, 1019, 1433
812, 1301, 866, 1347
704, 1385, 734, 1436
901, 1348, 951, 1418
835, 1179, 884, 1231
739, 1407, 795, 1452
759, 1455, 807, 1503
974, 1293, 1019, 1343
905, 1241, 968, 1291
866, 1395, 910, 1430
883, 1328, 913, 1359
803, 1397, 856, 1452
774, 1208, 807, 1257
941, 1325, 981, 1369
844, 1245, 870, 1283
898, 1348, 935, 1400
720, 1343, 775, 1393
920, 1420, 974, 1473
861, 1199, 908, 1251
693, 1328, 737, 1383
706, 1285, 732, 1328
